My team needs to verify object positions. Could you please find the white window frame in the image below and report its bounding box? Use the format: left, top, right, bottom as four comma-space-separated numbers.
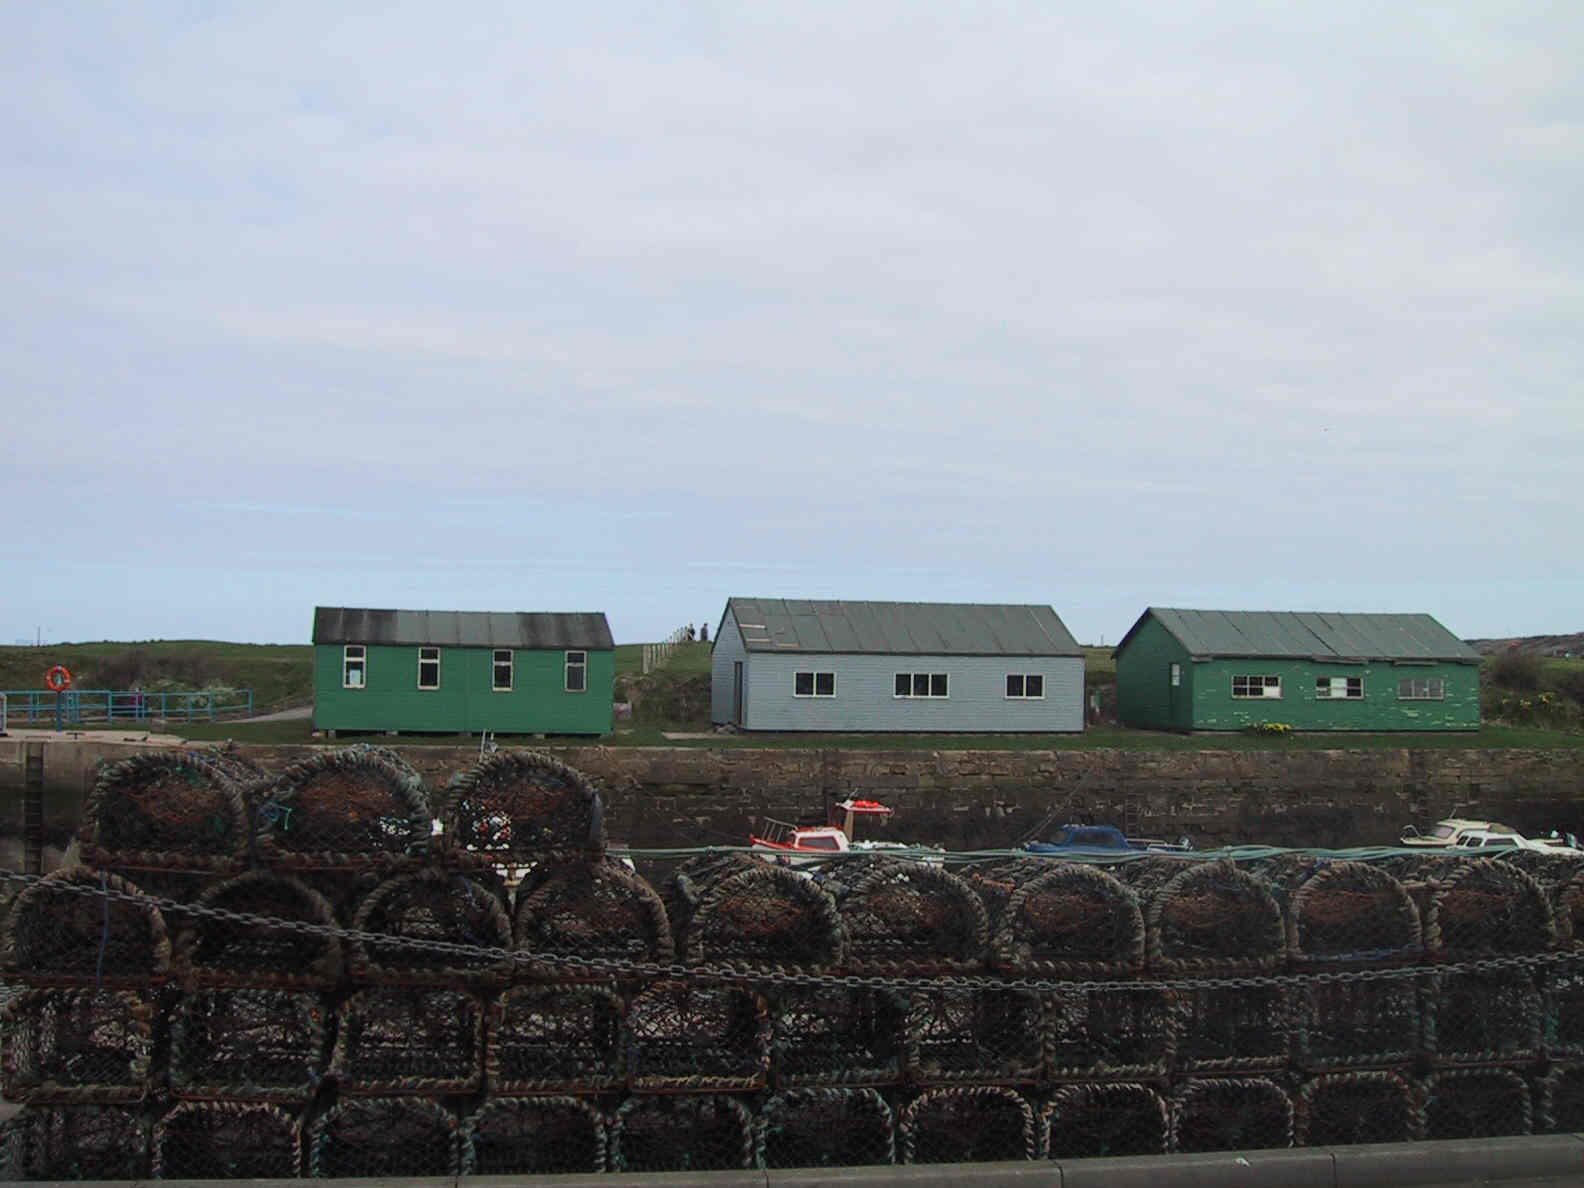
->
894, 672, 950, 699
794, 671, 836, 697
1004, 673, 1045, 699
417, 646, 440, 690
565, 650, 587, 693
342, 644, 366, 689
492, 649, 513, 692
1170, 662, 1181, 687
1398, 677, 1446, 700
1231, 674, 1282, 699
1315, 675, 1364, 700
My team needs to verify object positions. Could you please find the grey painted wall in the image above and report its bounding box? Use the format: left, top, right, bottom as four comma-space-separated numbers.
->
736, 651, 1084, 732
709, 612, 748, 725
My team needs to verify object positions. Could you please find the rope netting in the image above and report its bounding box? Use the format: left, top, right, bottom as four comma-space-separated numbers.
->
898, 1085, 1036, 1164
327, 986, 484, 1094
1, 1103, 149, 1181
1421, 1068, 1533, 1139
347, 866, 513, 985
1423, 969, 1542, 1066
1044, 984, 1174, 1081
1041, 1082, 1169, 1158
1172, 982, 1293, 1073
1, 988, 153, 1103
818, 857, 988, 974
1146, 860, 1286, 972
1293, 976, 1419, 1070
488, 984, 625, 1093
152, 1100, 301, 1180
462, 1095, 607, 1175
1425, 859, 1556, 957
670, 857, 846, 971
1170, 1076, 1294, 1152
173, 871, 342, 988
1279, 859, 1423, 965
168, 987, 326, 1102
770, 984, 908, 1087
609, 1093, 757, 1172
79, 749, 252, 870
308, 1095, 459, 1178
512, 855, 673, 971
906, 986, 1044, 1084
626, 981, 771, 1090
442, 748, 605, 859
12, 748, 1584, 1175
255, 746, 430, 867
761, 1087, 895, 1167
0, 867, 170, 986
1539, 1063, 1584, 1134
995, 863, 1145, 976
1293, 1070, 1420, 1146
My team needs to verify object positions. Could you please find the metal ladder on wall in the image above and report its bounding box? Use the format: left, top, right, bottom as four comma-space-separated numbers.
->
1121, 789, 1141, 838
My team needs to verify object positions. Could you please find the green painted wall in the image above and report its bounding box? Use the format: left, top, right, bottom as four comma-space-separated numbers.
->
312, 644, 612, 735
1115, 615, 1195, 731
1189, 658, 1480, 731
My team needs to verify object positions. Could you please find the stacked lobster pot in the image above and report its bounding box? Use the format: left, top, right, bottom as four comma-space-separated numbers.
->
1257, 854, 1424, 1148
1495, 850, 1584, 1134
1128, 857, 1294, 1154
10, 741, 1584, 1177
442, 749, 615, 1176
1, 745, 294, 1179
990, 859, 1167, 1159
1417, 857, 1555, 1141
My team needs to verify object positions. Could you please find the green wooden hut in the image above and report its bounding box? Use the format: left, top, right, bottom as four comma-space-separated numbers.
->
312, 607, 614, 737
1114, 608, 1481, 732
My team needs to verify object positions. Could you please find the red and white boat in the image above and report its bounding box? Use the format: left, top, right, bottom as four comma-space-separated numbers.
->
749, 798, 942, 865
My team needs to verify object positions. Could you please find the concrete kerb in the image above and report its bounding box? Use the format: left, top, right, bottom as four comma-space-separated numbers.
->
1331, 1134, 1584, 1186
14, 1137, 1584, 1188
1056, 1147, 1333, 1188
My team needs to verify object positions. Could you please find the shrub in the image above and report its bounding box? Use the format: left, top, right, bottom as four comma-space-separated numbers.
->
1486, 650, 1543, 692
1242, 721, 1292, 737
1550, 667, 1584, 707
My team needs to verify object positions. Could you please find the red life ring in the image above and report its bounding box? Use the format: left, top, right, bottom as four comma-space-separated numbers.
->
44, 665, 72, 692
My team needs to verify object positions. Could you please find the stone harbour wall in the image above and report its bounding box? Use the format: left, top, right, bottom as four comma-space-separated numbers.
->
251, 744, 1584, 851
4, 736, 1581, 852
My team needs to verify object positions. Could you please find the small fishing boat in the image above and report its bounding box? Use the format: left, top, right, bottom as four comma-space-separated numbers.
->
749, 798, 942, 865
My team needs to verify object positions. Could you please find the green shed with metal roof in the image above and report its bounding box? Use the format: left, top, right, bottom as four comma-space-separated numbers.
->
1113, 608, 1481, 732
312, 606, 614, 736
710, 598, 1085, 732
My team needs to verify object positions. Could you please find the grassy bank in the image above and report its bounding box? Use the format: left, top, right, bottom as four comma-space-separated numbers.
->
0, 641, 313, 710
131, 718, 1584, 750
10, 637, 1583, 751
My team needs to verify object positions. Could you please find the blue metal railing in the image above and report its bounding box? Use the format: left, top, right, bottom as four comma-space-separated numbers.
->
0, 689, 254, 726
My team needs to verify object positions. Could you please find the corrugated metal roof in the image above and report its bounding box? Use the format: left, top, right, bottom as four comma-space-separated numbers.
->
1116, 608, 1479, 663
724, 598, 1081, 656
312, 607, 613, 650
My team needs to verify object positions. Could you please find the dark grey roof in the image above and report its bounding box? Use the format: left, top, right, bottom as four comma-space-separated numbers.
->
313, 607, 613, 650
1115, 608, 1479, 664
723, 598, 1081, 656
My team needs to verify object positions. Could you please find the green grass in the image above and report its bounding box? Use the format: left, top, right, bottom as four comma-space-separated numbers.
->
0, 641, 313, 709
614, 641, 711, 676
15, 637, 1584, 752
103, 717, 1584, 751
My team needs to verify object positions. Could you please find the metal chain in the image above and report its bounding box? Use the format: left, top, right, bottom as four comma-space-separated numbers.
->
2, 864, 1576, 995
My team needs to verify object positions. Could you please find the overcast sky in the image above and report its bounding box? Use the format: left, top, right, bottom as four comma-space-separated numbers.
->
4, 1, 1581, 648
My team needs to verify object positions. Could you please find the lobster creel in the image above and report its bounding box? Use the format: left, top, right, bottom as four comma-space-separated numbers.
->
78, 749, 252, 871
462, 1095, 607, 1176
255, 745, 431, 868
442, 748, 605, 858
